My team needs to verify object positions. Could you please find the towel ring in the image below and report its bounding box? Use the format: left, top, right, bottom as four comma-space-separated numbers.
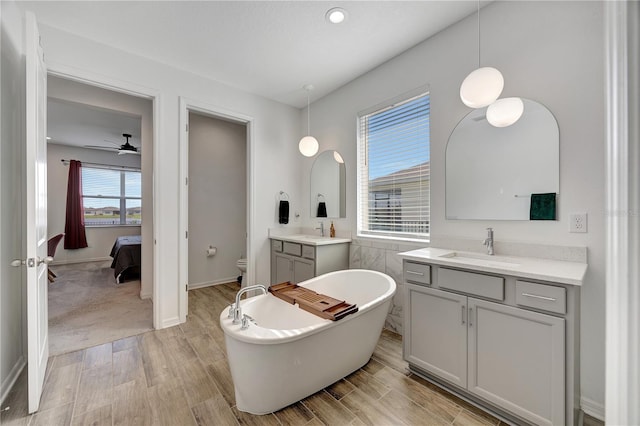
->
279, 191, 290, 201
317, 193, 325, 202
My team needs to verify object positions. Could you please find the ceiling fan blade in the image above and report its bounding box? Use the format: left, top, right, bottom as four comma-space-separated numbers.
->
117, 150, 141, 155
85, 145, 118, 151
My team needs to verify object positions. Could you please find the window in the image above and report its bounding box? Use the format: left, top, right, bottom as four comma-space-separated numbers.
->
357, 91, 430, 240
82, 166, 141, 226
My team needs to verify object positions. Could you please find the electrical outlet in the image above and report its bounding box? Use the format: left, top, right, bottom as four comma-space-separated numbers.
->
569, 213, 588, 233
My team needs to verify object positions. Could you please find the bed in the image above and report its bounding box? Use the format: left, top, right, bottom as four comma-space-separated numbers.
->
110, 235, 142, 283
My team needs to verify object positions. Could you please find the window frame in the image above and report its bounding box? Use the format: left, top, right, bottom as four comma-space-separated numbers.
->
357, 87, 430, 242
81, 164, 142, 227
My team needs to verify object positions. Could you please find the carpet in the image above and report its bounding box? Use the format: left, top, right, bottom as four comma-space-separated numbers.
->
48, 260, 153, 355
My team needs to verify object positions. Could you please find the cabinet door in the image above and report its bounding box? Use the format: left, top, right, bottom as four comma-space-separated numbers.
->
293, 258, 315, 284
274, 254, 293, 284
467, 298, 564, 426
405, 285, 468, 388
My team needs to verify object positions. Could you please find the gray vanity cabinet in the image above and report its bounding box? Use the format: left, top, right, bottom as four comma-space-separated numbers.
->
273, 252, 314, 284
404, 261, 576, 426
270, 238, 349, 284
467, 298, 565, 426
406, 285, 467, 388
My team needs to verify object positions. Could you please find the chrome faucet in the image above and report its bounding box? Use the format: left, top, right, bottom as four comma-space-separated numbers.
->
483, 228, 495, 255
231, 284, 267, 325
315, 222, 325, 237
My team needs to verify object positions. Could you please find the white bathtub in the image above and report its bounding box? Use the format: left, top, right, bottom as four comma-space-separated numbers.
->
219, 269, 396, 415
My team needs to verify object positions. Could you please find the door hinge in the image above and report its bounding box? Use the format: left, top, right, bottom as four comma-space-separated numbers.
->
186, 123, 189, 132
185, 231, 188, 239
185, 177, 188, 185
186, 284, 188, 292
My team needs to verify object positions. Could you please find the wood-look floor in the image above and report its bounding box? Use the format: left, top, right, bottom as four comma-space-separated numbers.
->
1, 282, 602, 426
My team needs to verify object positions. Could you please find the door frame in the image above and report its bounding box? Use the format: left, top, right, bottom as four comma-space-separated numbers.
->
46, 62, 162, 329
178, 97, 255, 322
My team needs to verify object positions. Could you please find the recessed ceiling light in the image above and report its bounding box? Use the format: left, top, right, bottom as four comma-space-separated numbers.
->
326, 8, 347, 24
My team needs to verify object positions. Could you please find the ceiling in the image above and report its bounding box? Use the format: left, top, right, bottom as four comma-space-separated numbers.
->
20, 1, 479, 108
48, 98, 142, 151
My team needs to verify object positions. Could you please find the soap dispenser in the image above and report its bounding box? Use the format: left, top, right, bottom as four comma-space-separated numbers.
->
330, 221, 336, 238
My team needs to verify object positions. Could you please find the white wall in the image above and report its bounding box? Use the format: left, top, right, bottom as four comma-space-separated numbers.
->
0, 0, 26, 402
304, 0, 605, 415
32, 22, 303, 328
48, 76, 153, 298
46, 143, 141, 260
188, 112, 246, 288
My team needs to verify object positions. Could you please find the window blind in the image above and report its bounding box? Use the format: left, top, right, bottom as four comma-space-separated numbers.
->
81, 166, 142, 226
357, 92, 430, 240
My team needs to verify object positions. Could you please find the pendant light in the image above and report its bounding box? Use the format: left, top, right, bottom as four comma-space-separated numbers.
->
459, 0, 504, 108
486, 97, 524, 127
299, 84, 319, 157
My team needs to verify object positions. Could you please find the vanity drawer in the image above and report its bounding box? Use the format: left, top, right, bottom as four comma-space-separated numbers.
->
438, 268, 504, 301
516, 280, 566, 315
272, 240, 283, 252
283, 242, 302, 256
302, 245, 315, 260
404, 262, 431, 285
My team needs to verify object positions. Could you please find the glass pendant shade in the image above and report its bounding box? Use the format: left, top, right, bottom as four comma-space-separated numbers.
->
460, 67, 504, 108
299, 136, 319, 157
486, 97, 524, 127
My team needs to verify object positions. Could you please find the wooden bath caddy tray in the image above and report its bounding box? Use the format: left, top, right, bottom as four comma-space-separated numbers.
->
269, 282, 358, 321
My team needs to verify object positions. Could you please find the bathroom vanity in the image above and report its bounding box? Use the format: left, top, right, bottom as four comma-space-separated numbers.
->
270, 235, 350, 284
398, 248, 586, 426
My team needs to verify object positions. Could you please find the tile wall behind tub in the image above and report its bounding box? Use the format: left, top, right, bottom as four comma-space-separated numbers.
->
349, 239, 426, 335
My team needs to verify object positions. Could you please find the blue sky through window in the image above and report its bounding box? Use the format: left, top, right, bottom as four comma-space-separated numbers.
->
367, 94, 430, 180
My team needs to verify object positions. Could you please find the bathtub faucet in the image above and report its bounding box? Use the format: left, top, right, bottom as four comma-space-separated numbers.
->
231, 284, 268, 325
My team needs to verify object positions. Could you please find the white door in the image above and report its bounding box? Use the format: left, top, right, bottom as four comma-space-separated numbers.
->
25, 11, 49, 414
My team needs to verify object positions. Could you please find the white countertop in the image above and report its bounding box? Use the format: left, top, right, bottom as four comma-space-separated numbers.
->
398, 247, 587, 286
270, 234, 352, 246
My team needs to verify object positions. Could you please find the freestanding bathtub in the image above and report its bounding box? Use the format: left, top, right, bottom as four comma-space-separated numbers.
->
219, 269, 396, 415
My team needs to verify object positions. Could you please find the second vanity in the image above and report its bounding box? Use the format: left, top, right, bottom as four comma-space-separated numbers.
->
270, 234, 350, 285
398, 247, 587, 426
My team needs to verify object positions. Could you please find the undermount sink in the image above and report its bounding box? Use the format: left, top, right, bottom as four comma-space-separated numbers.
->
287, 234, 328, 240
438, 251, 521, 268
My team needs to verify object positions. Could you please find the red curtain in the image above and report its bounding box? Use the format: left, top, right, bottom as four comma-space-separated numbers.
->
64, 160, 88, 249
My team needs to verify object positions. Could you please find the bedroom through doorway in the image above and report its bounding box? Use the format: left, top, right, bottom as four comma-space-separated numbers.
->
46, 75, 154, 355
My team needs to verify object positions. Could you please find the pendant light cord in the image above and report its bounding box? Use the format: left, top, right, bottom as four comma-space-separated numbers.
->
307, 91, 311, 135
477, 0, 481, 68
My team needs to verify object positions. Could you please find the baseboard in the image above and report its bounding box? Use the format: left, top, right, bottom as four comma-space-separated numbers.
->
581, 396, 605, 421
140, 291, 152, 300
160, 316, 182, 329
1, 356, 25, 404
50, 256, 112, 266
188, 276, 238, 290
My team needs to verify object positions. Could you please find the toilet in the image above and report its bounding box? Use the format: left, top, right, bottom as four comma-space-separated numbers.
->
236, 258, 247, 284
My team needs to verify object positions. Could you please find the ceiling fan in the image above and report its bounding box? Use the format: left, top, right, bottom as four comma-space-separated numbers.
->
85, 133, 141, 155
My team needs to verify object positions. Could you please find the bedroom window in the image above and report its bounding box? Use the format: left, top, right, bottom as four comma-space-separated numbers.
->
357, 89, 430, 240
81, 166, 141, 226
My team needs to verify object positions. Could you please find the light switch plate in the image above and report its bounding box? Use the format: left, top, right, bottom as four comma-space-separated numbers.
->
569, 213, 587, 233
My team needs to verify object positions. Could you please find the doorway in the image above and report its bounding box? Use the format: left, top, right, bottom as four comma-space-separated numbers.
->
187, 112, 247, 291
178, 99, 255, 321
46, 75, 154, 355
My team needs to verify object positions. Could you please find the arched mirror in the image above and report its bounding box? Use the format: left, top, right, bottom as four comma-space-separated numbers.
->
310, 150, 346, 218
446, 99, 559, 220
